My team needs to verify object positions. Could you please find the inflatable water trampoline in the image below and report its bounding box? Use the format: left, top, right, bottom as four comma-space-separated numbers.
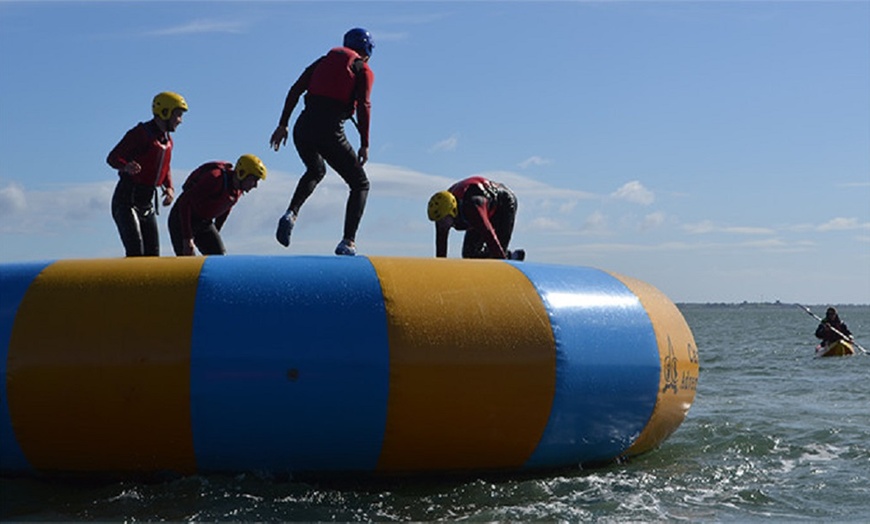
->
0, 256, 698, 477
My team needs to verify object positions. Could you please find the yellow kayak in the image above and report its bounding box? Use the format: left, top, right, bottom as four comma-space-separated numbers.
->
815, 339, 855, 358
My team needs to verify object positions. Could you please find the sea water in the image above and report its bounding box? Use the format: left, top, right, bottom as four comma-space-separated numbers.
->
2, 304, 868, 522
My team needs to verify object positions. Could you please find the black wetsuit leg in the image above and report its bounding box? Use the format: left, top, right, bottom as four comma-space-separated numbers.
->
168, 205, 226, 256
193, 224, 225, 255
461, 230, 488, 258
288, 110, 329, 215
291, 109, 369, 242
112, 177, 158, 257
491, 188, 517, 251
460, 188, 517, 259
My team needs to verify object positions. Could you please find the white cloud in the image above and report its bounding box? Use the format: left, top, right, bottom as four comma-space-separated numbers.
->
518, 156, 552, 169
582, 211, 608, 234
683, 220, 715, 234
682, 220, 775, 236
640, 211, 666, 230
559, 201, 578, 213
430, 135, 458, 152
143, 19, 249, 37
0, 183, 27, 215
817, 217, 869, 232
468, 170, 597, 202
611, 181, 654, 205
366, 163, 451, 196
721, 226, 776, 235
368, 30, 410, 42
742, 238, 787, 249
526, 217, 564, 232
0, 181, 113, 234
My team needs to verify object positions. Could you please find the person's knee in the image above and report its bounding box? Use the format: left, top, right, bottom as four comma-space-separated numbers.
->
302, 165, 327, 183
348, 172, 369, 192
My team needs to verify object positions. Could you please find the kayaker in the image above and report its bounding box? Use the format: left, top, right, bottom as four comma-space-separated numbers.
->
427, 176, 525, 260
270, 28, 375, 257
168, 155, 267, 256
814, 307, 853, 345
107, 91, 187, 257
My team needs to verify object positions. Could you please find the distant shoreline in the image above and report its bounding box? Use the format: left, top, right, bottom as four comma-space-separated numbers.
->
676, 302, 869, 307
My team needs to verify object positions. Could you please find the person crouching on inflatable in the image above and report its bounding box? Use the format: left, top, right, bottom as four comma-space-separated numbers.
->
168, 154, 267, 256
427, 176, 525, 260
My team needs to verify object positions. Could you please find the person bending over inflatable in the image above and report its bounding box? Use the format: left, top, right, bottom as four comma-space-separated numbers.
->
168, 154, 267, 256
427, 176, 525, 260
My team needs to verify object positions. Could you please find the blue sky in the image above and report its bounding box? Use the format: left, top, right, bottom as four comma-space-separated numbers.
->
0, 1, 868, 304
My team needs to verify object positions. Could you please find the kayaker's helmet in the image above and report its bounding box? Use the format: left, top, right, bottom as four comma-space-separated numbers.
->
235, 154, 267, 181
152, 91, 188, 119
428, 191, 458, 222
344, 27, 375, 57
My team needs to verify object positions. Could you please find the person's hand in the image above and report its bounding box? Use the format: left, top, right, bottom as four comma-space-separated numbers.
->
357, 145, 368, 165
162, 186, 174, 206
123, 161, 142, 175
270, 126, 289, 151
182, 239, 195, 256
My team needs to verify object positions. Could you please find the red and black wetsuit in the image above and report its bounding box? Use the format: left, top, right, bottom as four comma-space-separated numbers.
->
436, 177, 518, 259
107, 120, 173, 256
279, 46, 374, 243
168, 162, 242, 256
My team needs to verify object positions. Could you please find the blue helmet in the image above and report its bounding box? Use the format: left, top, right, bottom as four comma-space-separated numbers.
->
343, 27, 374, 57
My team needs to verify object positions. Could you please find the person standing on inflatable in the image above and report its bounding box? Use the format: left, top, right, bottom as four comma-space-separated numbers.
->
107, 91, 187, 257
168, 154, 267, 256
427, 177, 525, 260
269, 28, 375, 256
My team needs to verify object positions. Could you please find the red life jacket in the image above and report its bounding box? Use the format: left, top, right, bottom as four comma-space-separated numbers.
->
107, 121, 174, 188
175, 162, 241, 240
180, 162, 240, 217
308, 47, 363, 106
450, 177, 499, 220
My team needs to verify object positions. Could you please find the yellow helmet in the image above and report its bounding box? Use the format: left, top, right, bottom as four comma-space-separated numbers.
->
428, 190, 458, 221
152, 91, 188, 119
235, 154, 267, 181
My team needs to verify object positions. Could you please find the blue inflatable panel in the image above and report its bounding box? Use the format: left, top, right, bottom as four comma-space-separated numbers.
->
191, 256, 390, 473
518, 265, 660, 467
0, 261, 52, 473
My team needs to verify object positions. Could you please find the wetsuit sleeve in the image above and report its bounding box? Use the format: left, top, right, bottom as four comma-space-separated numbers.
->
435, 222, 450, 257
278, 58, 322, 127
106, 125, 143, 172
354, 64, 374, 148
162, 142, 174, 191
462, 195, 507, 259
214, 210, 230, 232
